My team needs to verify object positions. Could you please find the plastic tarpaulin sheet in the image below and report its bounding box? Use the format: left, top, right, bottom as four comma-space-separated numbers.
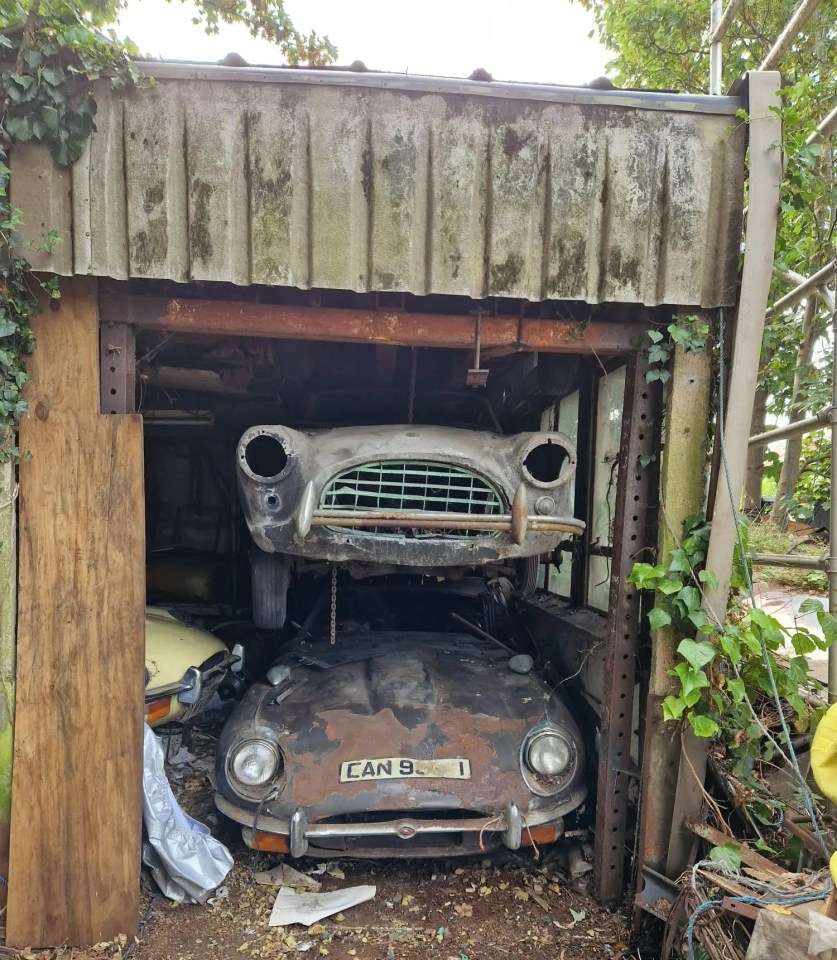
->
142, 723, 233, 904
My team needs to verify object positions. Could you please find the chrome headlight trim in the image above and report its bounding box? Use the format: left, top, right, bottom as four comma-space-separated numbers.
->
520, 722, 578, 797
227, 737, 284, 798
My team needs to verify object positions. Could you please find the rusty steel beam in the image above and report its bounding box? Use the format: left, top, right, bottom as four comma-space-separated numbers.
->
100, 320, 136, 415
99, 295, 644, 355
594, 350, 659, 904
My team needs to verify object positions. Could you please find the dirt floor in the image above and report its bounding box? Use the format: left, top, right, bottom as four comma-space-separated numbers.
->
4, 724, 632, 960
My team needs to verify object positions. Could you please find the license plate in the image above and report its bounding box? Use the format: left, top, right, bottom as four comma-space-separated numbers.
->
339, 757, 471, 783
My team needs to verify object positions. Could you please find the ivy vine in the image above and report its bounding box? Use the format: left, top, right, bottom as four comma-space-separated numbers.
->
0, 3, 140, 458
630, 515, 834, 820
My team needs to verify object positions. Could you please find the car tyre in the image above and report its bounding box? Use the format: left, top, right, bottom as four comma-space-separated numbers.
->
251, 549, 289, 629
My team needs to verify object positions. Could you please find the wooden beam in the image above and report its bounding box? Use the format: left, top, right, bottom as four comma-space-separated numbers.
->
99, 295, 644, 355
7, 277, 145, 947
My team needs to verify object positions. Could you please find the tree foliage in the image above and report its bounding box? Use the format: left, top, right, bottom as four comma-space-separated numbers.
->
578, 0, 837, 519
0, 0, 334, 453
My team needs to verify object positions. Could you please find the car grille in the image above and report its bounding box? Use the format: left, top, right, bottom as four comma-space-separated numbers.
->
320, 461, 504, 539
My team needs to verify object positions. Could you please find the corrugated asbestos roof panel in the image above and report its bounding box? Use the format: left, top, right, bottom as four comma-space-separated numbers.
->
10, 65, 746, 306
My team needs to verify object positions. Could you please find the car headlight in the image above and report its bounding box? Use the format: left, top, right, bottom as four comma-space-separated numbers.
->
229, 738, 283, 788
521, 724, 577, 796
527, 732, 571, 776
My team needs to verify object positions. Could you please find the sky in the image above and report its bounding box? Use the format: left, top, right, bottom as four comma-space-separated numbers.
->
116, 0, 611, 87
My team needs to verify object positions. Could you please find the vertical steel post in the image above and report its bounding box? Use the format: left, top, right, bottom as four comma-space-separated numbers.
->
709, 0, 724, 95
594, 350, 659, 904
100, 320, 136, 415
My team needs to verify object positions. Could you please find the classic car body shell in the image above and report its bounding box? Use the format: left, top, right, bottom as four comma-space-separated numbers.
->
214, 632, 587, 857
236, 424, 583, 568
144, 607, 233, 727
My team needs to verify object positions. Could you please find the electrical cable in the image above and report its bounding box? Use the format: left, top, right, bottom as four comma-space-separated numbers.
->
687, 888, 830, 959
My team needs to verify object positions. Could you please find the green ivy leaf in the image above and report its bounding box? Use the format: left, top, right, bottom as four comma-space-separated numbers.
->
677, 638, 716, 670
698, 569, 719, 592
791, 631, 817, 655
689, 714, 720, 738
727, 678, 745, 702
799, 597, 824, 615
708, 842, 741, 871
648, 607, 672, 630
662, 695, 686, 721
658, 578, 684, 595
817, 611, 837, 648
672, 662, 710, 699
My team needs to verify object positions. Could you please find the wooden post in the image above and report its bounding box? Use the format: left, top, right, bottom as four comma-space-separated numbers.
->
0, 443, 16, 903
6, 277, 145, 947
635, 343, 712, 881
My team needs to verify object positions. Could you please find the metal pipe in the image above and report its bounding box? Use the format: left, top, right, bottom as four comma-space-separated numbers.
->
751, 553, 827, 570
711, 0, 745, 42
748, 408, 830, 446
709, 0, 724, 95
760, 0, 824, 70
775, 266, 836, 312
765, 260, 837, 319
829, 302, 837, 703
807, 103, 837, 145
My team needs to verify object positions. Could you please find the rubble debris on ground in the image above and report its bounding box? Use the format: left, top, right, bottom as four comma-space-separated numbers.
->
659, 816, 835, 960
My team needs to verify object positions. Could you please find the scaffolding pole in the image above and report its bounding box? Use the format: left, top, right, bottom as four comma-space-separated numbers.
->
749, 408, 830, 446
807, 103, 837, 145
765, 259, 837, 320
759, 0, 824, 70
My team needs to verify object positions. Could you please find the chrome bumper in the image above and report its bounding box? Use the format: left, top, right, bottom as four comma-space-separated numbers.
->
215, 794, 564, 857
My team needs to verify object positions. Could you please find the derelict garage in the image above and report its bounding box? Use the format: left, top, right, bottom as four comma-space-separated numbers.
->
4, 61, 748, 945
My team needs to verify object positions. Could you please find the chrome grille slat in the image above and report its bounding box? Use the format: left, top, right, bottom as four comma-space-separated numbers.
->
320, 461, 504, 539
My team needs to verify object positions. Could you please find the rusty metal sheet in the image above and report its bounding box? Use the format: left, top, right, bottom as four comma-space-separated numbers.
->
11, 64, 745, 307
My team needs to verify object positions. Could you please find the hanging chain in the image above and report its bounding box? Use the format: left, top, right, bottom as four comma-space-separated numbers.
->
407, 346, 418, 425
329, 565, 337, 645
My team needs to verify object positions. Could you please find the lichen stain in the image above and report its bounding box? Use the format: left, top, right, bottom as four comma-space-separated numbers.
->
607, 249, 641, 291
361, 142, 373, 203
143, 183, 164, 215
502, 127, 530, 156
131, 211, 168, 274
190, 178, 214, 265
249, 139, 293, 284
489, 253, 524, 293
546, 239, 588, 297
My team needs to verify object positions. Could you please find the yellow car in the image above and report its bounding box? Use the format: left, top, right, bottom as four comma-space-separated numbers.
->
144, 607, 236, 728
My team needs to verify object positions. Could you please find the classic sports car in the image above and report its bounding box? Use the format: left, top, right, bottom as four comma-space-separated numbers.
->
236, 423, 584, 627
214, 632, 587, 857
144, 607, 237, 727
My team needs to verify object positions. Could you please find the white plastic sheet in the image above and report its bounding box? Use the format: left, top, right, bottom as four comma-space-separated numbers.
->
141, 723, 233, 904
269, 886, 376, 926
